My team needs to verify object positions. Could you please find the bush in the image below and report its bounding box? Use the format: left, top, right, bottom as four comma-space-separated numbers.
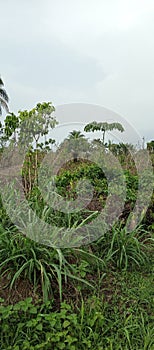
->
0, 296, 153, 349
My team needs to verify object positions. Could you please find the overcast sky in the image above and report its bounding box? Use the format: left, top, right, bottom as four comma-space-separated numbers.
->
1, 0, 154, 142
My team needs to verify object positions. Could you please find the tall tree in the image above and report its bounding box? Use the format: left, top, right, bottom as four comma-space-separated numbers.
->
84, 121, 124, 145
0, 77, 9, 115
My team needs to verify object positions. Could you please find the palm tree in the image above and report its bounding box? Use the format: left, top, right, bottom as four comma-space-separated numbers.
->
0, 76, 9, 115
84, 121, 124, 145
68, 130, 85, 139
67, 130, 86, 162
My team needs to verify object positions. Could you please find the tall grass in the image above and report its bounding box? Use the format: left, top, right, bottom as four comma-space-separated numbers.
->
92, 224, 153, 270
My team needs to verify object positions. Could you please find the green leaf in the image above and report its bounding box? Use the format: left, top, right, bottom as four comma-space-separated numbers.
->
63, 320, 70, 328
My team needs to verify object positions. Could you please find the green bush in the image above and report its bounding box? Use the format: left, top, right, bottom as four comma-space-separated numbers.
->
93, 224, 153, 271
0, 296, 153, 349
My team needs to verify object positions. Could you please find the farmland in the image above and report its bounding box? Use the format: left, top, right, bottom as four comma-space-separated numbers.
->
0, 102, 154, 349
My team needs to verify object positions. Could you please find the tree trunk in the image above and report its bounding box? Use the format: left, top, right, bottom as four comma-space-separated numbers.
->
73, 151, 78, 162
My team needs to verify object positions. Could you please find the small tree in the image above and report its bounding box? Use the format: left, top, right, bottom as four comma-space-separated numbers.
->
18, 102, 58, 186
0, 101, 58, 193
84, 121, 124, 145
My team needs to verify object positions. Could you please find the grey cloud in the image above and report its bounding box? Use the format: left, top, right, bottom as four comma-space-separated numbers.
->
1, 39, 105, 90
0, 0, 154, 142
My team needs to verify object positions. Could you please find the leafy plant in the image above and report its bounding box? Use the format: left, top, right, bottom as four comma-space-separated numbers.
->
93, 224, 152, 270
0, 294, 153, 349
84, 121, 124, 144
0, 225, 98, 302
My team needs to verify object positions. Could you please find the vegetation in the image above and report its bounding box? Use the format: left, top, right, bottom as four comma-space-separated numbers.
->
0, 94, 153, 349
0, 76, 9, 115
84, 121, 124, 144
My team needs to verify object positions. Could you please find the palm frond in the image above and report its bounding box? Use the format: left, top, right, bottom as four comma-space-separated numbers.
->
0, 77, 9, 114
0, 96, 9, 112
0, 77, 4, 85
0, 88, 9, 102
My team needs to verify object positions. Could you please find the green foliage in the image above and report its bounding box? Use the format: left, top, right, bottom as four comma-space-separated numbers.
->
84, 121, 124, 133
18, 102, 57, 147
0, 107, 154, 350
0, 224, 97, 302
0, 194, 14, 228
84, 121, 124, 144
0, 293, 153, 349
68, 130, 85, 139
59, 130, 89, 162
92, 224, 153, 271
56, 162, 108, 196
4, 113, 19, 138
124, 170, 138, 202
147, 140, 154, 153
